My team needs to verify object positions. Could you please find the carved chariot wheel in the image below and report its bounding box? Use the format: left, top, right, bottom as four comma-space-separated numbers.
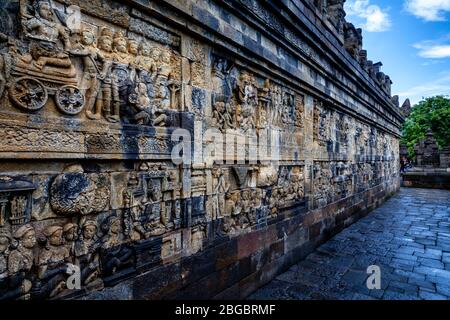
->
9, 77, 48, 111
55, 85, 86, 115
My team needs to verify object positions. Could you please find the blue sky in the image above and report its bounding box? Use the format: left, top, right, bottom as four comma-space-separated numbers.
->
344, 0, 450, 106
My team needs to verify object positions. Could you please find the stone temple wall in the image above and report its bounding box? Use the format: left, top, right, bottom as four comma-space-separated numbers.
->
0, 0, 403, 299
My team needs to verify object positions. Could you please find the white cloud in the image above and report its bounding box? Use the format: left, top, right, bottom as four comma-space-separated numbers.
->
414, 35, 450, 59
345, 0, 392, 32
415, 45, 450, 58
404, 0, 450, 21
396, 72, 450, 105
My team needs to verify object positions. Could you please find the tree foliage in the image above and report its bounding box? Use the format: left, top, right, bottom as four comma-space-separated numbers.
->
401, 96, 450, 158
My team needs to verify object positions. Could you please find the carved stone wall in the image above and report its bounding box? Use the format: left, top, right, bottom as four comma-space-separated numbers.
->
0, 0, 402, 300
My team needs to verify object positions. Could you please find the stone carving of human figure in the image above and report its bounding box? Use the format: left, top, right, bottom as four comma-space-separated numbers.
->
63, 222, 78, 256
213, 101, 234, 131
318, 108, 330, 142
112, 31, 129, 64
133, 42, 157, 109
222, 192, 242, 234
127, 38, 140, 81
211, 168, 229, 219
0, 32, 6, 99
212, 57, 233, 103
7, 225, 36, 299
123, 174, 148, 241
281, 93, 292, 125
146, 47, 170, 126
0, 230, 10, 278
269, 188, 279, 216
134, 41, 157, 79
295, 97, 304, 127
143, 182, 166, 237
130, 81, 153, 125
240, 105, 255, 132
70, 29, 109, 120
102, 30, 130, 123
36, 225, 71, 298
258, 105, 267, 129
240, 190, 251, 216
128, 39, 139, 58
286, 171, 304, 201
133, 41, 157, 103
0, 231, 18, 300
150, 47, 161, 70
212, 58, 226, 94
238, 73, 257, 132
100, 216, 133, 277
238, 73, 258, 107
74, 220, 101, 286
22, 0, 74, 76
158, 50, 171, 79
270, 85, 282, 126
97, 27, 119, 123
154, 50, 172, 109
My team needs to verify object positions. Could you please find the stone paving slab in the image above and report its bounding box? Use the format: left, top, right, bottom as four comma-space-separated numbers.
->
249, 188, 450, 300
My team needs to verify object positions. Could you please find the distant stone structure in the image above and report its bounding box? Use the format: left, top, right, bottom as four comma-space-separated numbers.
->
403, 130, 450, 189
400, 99, 411, 118
414, 130, 440, 167
0, 0, 403, 300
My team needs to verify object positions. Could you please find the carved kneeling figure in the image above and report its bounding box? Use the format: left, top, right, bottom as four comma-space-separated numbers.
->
1, 225, 36, 300
74, 220, 101, 287
100, 216, 134, 277
35, 226, 71, 299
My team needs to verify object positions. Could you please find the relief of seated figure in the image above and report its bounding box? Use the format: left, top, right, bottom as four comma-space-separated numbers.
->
129, 81, 154, 125
74, 220, 101, 287
20, 0, 76, 78
100, 216, 134, 277
35, 225, 71, 298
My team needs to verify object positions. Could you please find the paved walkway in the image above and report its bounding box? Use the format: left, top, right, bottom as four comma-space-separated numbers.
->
249, 188, 450, 300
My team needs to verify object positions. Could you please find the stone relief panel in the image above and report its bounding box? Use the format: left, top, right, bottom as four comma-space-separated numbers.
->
313, 100, 333, 150
207, 164, 306, 237
122, 162, 182, 242
210, 55, 304, 133
50, 165, 111, 216
0, 160, 188, 299
313, 161, 353, 209
0, 0, 186, 160
9, 1, 180, 122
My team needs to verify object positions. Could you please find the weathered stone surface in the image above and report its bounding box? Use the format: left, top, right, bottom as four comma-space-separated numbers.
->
0, 0, 402, 300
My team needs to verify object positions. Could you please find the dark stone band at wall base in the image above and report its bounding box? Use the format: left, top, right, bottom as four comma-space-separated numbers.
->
0, 0, 402, 300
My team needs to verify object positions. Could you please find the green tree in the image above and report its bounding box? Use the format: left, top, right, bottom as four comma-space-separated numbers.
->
401, 96, 450, 158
